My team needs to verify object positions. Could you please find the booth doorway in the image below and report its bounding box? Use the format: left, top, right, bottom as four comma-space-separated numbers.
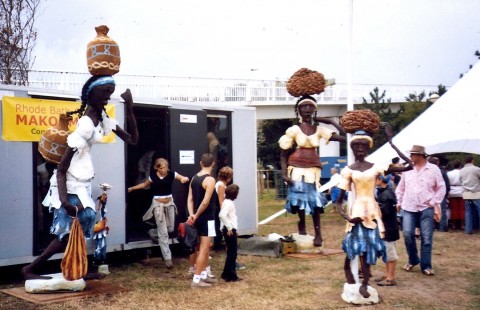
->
125, 105, 169, 242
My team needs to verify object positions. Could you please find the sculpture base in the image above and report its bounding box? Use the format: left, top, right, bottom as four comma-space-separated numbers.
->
341, 283, 380, 305
25, 273, 86, 294
290, 233, 322, 253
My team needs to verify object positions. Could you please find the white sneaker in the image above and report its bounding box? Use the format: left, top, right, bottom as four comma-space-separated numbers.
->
206, 268, 215, 278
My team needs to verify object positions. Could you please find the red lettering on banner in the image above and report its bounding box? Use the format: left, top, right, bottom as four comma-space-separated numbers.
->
49, 116, 58, 126
16, 114, 27, 125
39, 115, 48, 126
15, 114, 60, 127
28, 116, 38, 126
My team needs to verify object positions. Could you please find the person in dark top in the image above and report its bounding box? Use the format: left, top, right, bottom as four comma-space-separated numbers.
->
375, 175, 400, 286
128, 158, 189, 268
427, 156, 451, 231
188, 153, 218, 288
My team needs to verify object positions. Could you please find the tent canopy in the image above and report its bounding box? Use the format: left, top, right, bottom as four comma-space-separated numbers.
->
368, 61, 480, 163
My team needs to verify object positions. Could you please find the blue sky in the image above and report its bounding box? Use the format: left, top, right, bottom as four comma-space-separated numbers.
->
33, 0, 480, 86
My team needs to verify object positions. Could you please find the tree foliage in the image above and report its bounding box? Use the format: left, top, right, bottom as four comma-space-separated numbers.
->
0, 0, 39, 85
359, 85, 447, 152
359, 87, 399, 151
257, 119, 293, 169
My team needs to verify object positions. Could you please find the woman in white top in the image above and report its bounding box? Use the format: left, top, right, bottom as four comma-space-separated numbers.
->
214, 166, 234, 245
22, 75, 139, 280
219, 184, 240, 282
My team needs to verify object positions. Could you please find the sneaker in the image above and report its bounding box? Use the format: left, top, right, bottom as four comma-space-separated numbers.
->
236, 262, 246, 270
377, 279, 397, 286
202, 277, 218, 284
422, 269, 435, 276
165, 260, 173, 269
191, 280, 212, 288
206, 266, 215, 278
188, 266, 196, 274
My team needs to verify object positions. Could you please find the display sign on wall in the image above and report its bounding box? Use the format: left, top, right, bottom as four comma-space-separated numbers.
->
1, 96, 116, 143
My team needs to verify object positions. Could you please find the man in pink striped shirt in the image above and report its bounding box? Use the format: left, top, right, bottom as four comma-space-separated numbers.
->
395, 145, 446, 276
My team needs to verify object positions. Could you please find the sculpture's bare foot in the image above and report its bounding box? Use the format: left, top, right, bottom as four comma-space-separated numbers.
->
21, 266, 53, 280
359, 284, 370, 298
84, 272, 107, 280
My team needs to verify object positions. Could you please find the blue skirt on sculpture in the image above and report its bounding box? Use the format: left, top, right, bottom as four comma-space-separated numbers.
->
342, 223, 386, 265
285, 180, 327, 215
50, 194, 96, 241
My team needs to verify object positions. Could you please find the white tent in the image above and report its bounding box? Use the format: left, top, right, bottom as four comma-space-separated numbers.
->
368, 61, 480, 163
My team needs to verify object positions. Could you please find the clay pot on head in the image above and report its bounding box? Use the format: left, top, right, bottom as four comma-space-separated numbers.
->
38, 114, 72, 164
86, 25, 121, 76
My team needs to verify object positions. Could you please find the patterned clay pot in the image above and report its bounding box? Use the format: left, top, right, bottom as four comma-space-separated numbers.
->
38, 114, 72, 164
86, 25, 121, 76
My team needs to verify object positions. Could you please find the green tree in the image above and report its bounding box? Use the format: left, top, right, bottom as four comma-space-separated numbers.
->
359, 87, 400, 151
0, 0, 39, 85
257, 119, 293, 169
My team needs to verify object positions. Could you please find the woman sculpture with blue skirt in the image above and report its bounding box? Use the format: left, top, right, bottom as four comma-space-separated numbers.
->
335, 110, 411, 302
22, 76, 138, 280
279, 68, 346, 247
22, 25, 139, 280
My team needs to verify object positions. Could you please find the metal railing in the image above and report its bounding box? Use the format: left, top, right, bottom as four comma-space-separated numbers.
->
15, 70, 441, 104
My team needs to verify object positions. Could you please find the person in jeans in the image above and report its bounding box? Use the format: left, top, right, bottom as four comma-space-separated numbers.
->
427, 156, 450, 232
459, 155, 480, 234
396, 145, 446, 276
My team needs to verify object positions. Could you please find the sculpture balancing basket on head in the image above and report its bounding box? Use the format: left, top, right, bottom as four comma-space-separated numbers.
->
279, 68, 346, 248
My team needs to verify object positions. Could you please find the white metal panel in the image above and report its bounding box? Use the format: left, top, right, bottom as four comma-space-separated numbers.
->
231, 107, 258, 235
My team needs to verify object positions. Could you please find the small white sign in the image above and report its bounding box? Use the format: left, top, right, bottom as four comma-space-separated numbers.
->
180, 150, 195, 164
180, 114, 197, 123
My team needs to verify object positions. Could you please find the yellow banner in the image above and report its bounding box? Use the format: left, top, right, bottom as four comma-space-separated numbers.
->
1, 96, 116, 143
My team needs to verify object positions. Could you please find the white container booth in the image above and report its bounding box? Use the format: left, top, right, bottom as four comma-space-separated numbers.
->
0, 85, 258, 267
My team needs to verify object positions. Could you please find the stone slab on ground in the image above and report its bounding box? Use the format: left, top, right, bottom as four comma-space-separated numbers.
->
341, 283, 380, 305
285, 248, 343, 259
25, 273, 86, 293
1, 279, 128, 304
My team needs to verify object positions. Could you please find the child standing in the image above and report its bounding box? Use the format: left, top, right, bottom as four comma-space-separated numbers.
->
219, 184, 241, 282
375, 175, 400, 286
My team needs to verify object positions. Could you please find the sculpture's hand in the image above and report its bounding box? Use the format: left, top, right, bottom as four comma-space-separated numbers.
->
381, 122, 394, 141
120, 88, 133, 103
348, 217, 364, 224
63, 201, 84, 217
282, 174, 293, 186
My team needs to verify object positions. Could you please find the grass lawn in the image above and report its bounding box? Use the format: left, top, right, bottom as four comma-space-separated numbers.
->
1, 189, 480, 309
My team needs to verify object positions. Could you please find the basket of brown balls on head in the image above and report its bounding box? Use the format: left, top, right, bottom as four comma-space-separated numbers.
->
286, 68, 336, 122
341, 110, 380, 135
286, 68, 327, 97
